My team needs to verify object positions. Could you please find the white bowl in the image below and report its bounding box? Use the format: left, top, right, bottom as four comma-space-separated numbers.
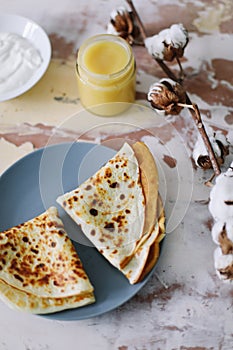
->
0, 13, 51, 102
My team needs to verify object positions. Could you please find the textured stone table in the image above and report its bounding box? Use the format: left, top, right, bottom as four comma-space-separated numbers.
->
0, 1, 233, 349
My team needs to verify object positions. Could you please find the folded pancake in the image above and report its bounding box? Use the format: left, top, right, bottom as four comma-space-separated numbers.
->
0, 279, 95, 314
0, 207, 95, 313
122, 195, 165, 284
57, 142, 165, 284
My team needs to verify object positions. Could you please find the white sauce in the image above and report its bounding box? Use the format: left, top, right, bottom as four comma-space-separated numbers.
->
0, 32, 43, 95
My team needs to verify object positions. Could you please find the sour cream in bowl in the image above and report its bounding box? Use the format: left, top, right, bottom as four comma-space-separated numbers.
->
0, 14, 51, 102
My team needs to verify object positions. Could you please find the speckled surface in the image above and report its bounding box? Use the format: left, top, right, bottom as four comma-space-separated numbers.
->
0, 1, 233, 349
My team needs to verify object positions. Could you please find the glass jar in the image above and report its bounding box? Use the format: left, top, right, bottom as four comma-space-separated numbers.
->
76, 34, 136, 116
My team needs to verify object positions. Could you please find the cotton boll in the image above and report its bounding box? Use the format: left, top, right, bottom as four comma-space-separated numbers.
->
211, 220, 233, 255
214, 247, 233, 282
209, 163, 233, 222
211, 221, 225, 245
145, 24, 188, 61
192, 130, 229, 169
144, 35, 165, 59
169, 24, 188, 49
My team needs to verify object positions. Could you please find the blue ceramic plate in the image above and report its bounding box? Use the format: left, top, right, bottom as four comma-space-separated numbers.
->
0, 142, 157, 320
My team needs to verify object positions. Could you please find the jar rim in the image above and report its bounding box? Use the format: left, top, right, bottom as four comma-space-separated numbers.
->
77, 34, 134, 81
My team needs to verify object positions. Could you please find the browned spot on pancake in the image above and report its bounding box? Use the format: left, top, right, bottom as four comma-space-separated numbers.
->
112, 214, 127, 228
90, 229, 96, 236
37, 263, 45, 269
123, 172, 130, 181
0, 258, 6, 265
47, 221, 62, 228
109, 182, 119, 188
116, 237, 123, 247
104, 222, 115, 232
105, 167, 112, 178
14, 274, 24, 283
31, 248, 39, 255
121, 160, 128, 168
128, 181, 135, 188
85, 185, 92, 190
93, 174, 102, 185
102, 233, 113, 240
90, 208, 98, 216
120, 194, 125, 200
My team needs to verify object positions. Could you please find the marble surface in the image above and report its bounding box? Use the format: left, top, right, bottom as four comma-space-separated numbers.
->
0, 0, 233, 349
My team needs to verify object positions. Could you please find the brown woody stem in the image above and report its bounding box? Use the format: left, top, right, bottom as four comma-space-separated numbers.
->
178, 101, 221, 176
154, 58, 180, 82
126, 0, 147, 40
188, 103, 221, 175
176, 56, 185, 81
204, 173, 215, 187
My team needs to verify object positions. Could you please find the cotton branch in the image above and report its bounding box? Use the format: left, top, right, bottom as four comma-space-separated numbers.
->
126, 0, 221, 176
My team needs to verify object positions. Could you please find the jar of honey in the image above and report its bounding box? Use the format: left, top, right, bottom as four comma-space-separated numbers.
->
76, 34, 136, 116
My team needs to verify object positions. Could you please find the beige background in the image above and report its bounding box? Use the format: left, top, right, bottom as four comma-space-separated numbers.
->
0, 1, 233, 349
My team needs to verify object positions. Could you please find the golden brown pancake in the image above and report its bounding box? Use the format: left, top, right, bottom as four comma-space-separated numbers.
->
57, 142, 165, 284
0, 207, 95, 313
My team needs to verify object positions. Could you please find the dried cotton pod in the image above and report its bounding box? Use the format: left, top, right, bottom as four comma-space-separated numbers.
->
107, 7, 139, 44
192, 130, 229, 170
147, 78, 186, 115
212, 220, 233, 255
